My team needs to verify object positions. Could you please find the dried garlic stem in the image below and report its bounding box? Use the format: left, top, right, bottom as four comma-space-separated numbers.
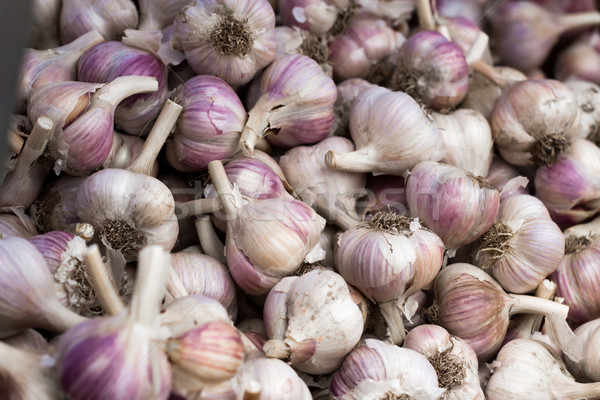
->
471, 61, 512, 87
509, 293, 569, 319
130, 246, 170, 327
243, 380, 262, 400
83, 244, 124, 315
181, 197, 221, 216
525, 280, 557, 334
195, 216, 226, 264
325, 149, 379, 173
208, 160, 240, 218
560, 12, 600, 31
415, 0, 436, 30
379, 301, 406, 344
465, 32, 489, 65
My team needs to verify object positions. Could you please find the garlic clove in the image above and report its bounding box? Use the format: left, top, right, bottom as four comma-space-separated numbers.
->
564, 318, 600, 382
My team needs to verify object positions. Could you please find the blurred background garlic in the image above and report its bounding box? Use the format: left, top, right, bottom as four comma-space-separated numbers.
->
138, 0, 192, 31
0, 212, 38, 239
174, 0, 276, 86
278, 0, 353, 35
566, 80, 600, 141
564, 318, 600, 382
555, 31, 600, 84
31, 175, 86, 233
27, 0, 61, 49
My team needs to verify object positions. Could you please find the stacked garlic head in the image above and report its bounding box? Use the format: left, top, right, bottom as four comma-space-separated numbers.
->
335, 213, 444, 344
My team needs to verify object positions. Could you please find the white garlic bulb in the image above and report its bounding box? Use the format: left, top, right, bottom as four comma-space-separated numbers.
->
564, 318, 600, 382
566, 80, 600, 140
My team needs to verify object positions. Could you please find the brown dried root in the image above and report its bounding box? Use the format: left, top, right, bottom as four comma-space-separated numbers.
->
210, 14, 254, 56
529, 133, 570, 167
565, 234, 596, 255
476, 223, 514, 271
427, 340, 466, 390
99, 219, 146, 258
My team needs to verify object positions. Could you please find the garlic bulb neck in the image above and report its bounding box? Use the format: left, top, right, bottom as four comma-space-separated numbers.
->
211, 14, 254, 56
565, 234, 594, 254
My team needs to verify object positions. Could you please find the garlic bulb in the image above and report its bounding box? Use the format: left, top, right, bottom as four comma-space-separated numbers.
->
330, 338, 446, 399
462, 66, 527, 120
486, 156, 528, 195
432, 263, 569, 362
442, 16, 493, 64
358, 174, 408, 217
77, 41, 169, 136
17, 30, 105, 111
436, 0, 486, 23
327, 14, 398, 81
556, 32, 600, 84
490, 1, 600, 73
335, 213, 443, 343
278, 0, 352, 35
28, 0, 61, 49
166, 75, 246, 172
280, 137, 366, 230
262, 268, 364, 374
325, 86, 442, 175
161, 294, 231, 338
406, 161, 500, 253
76, 101, 182, 261
564, 318, 600, 382
392, 30, 469, 110
0, 341, 61, 400
240, 54, 336, 154
567, 80, 600, 140
355, 0, 414, 20
235, 357, 312, 399
3, 329, 49, 353
404, 324, 485, 399
0, 116, 54, 209
475, 194, 564, 293
486, 339, 600, 400
138, 0, 192, 30
174, 0, 276, 87
433, 108, 493, 177
330, 78, 374, 137
553, 233, 600, 324
534, 139, 600, 226
31, 175, 86, 233
565, 215, 600, 237
272, 27, 331, 75
207, 161, 325, 296
169, 248, 238, 320
0, 212, 38, 238
490, 79, 578, 166
57, 246, 172, 400
60, 0, 139, 44
0, 237, 86, 338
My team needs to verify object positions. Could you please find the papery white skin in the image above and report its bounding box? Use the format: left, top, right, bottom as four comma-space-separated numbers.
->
329, 339, 445, 400
565, 318, 600, 382
161, 295, 232, 338
174, 0, 276, 86
462, 66, 526, 120
404, 324, 485, 400
278, 0, 350, 35
279, 137, 366, 230
234, 357, 312, 399
76, 169, 179, 261
441, 16, 493, 64
60, 0, 139, 43
490, 79, 578, 166
475, 194, 565, 294
566, 80, 600, 140
262, 269, 364, 374
406, 161, 500, 252
326, 86, 442, 175
534, 139, 600, 225
486, 339, 600, 400
434, 108, 493, 177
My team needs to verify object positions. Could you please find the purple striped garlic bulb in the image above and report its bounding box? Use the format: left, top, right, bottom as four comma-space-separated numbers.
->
335, 213, 444, 343
174, 0, 276, 87
60, 0, 139, 44
534, 139, 600, 226
475, 194, 565, 294
77, 41, 169, 135
240, 54, 337, 154
166, 75, 247, 173
406, 161, 500, 254
325, 86, 442, 175
17, 30, 104, 111
356, 0, 414, 20
330, 338, 446, 399
436, 0, 486, 23
393, 30, 469, 110
31, 175, 86, 233
556, 32, 600, 84
279, 137, 366, 230
404, 324, 485, 399
262, 268, 364, 374
278, 0, 353, 35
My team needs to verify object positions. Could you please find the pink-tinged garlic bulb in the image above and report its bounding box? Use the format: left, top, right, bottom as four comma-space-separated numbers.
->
31, 176, 86, 233
5, 115, 29, 170
330, 78, 374, 137
57, 246, 172, 400
77, 41, 169, 136
534, 139, 600, 226
206, 161, 325, 296
0, 213, 38, 238
564, 318, 600, 382
436, 0, 486, 23
235, 357, 312, 399
335, 213, 443, 343
442, 16, 493, 63
280, 137, 366, 230
166, 75, 246, 172
60, 0, 139, 44
490, 79, 578, 166
28, 76, 159, 175
278, 0, 352, 36
404, 324, 484, 399
325, 86, 442, 175
486, 157, 528, 195
28, 0, 61, 49
475, 194, 564, 294
327, 14, 398, 81
262, 268, 364, 374
138, 0, 193, 30
553, 234, 600, 324
489, 1, 600, 73
358, 174, 408, 217
556, 32, 600, 84
0, 237, 86, 339
392, 30, 469, 110
330, 338, 445, 399
355, 0, 414, 20
240, 54, 337, 154
173, 0, 276, 87
406, 161, 500, 253
161, 295, 231, 340
566, 80, 600, 140
17, 31, 105, 111
272, 27, 331, 75
433, 108, 493, 177
486, 339, 600, 400
169, 248, 238, 320
103, 133, 159, 176
432, 263, 569, 362
462, 66, 527, 120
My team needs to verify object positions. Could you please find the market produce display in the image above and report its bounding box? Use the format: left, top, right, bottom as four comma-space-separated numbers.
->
4, 0, 600, 398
